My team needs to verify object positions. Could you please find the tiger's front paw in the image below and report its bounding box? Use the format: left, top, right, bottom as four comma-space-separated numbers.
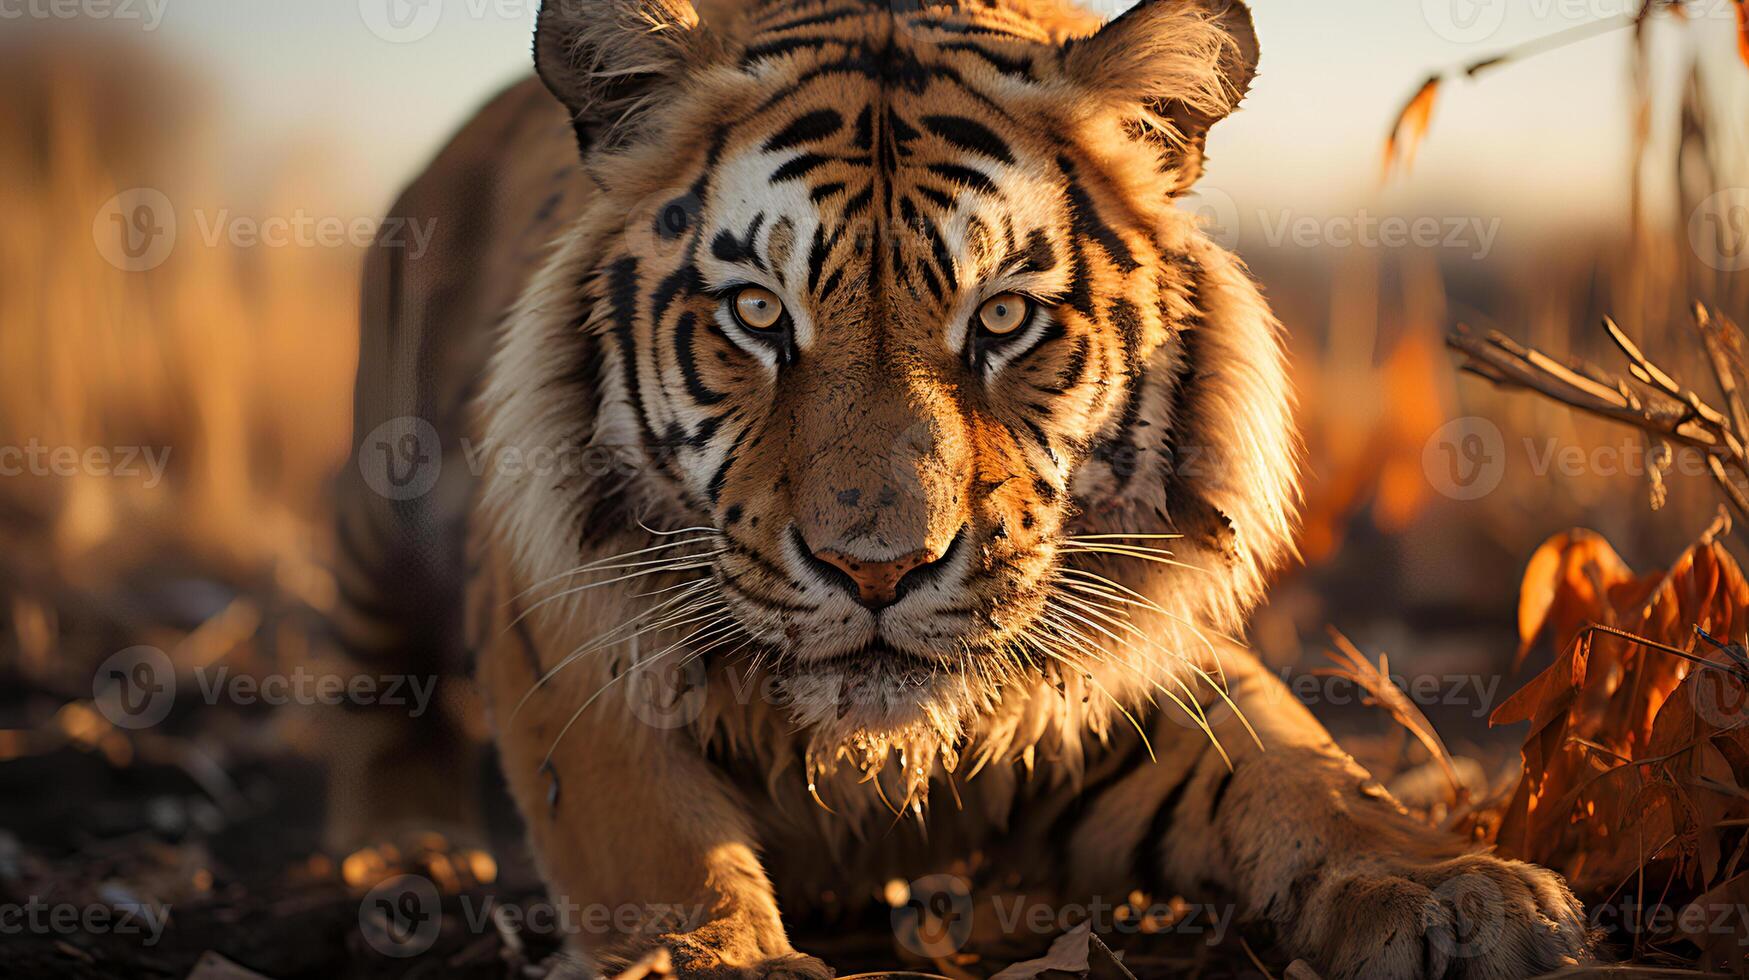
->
1288, 852, 1590, 979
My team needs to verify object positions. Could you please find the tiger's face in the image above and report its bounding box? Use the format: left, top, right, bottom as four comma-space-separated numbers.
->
495, 0, 1294, 745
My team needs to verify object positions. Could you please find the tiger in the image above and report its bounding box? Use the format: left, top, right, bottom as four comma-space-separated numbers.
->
326, 0, 1594, 977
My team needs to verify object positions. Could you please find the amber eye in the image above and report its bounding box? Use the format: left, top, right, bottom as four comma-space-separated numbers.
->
732, 287, 785, 331
977, 293, 1031, 336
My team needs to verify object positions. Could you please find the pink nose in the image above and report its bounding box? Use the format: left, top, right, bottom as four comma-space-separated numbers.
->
811, 547, 941, 610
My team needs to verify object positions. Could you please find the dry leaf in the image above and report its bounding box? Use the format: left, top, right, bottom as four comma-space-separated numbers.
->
1382, 75, 1440, 178
1515, 529, 1635, 668
1492, 515, 1749, 899
989, 923, 1093, 980
1736, 0, 1749, 70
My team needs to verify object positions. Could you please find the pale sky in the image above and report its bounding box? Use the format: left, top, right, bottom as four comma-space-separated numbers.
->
50, 0, 1749, 248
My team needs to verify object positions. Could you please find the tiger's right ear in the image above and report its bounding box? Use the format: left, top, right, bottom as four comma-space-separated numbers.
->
534, 0, 708, 155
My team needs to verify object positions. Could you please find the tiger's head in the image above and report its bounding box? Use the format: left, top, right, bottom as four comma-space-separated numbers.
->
485, 0, 1297, 782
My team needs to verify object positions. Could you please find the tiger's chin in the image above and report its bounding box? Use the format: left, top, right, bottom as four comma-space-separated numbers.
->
765, 642, 1011, 775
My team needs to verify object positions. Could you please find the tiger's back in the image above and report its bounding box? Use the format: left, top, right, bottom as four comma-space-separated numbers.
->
326, 76, 584, 842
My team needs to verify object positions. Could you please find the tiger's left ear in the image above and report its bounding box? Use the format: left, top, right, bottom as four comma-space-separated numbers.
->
1061, 0, 1258, 195
534, 0, 712, 156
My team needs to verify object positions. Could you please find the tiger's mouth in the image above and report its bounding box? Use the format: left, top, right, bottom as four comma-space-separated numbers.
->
760, 639, 988, 732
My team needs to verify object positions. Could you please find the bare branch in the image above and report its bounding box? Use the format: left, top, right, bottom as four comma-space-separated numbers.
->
1446, 315, 1749, 525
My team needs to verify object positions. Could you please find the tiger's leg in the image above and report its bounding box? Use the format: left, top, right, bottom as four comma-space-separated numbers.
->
1067, 645, 1589, 979
476, 608, 831, 980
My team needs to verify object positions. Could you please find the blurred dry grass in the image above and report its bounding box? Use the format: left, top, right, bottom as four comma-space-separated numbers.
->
0, 38, 357, 596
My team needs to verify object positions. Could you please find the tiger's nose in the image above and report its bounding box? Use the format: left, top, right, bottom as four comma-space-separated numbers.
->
805, 537, 956, 611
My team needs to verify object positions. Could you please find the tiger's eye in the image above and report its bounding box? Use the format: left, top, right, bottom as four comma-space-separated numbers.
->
733, 287, 784, 331
978, 294, 1030, 336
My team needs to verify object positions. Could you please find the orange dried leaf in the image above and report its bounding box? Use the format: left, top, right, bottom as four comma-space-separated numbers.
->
1494, 516, 1749, 894
1514, 528, 1634, 668
1737, 0, 1749, 70
1382, 75, 1440, 178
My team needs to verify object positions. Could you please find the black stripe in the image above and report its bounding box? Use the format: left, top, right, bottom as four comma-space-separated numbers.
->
939, 40, 1033, 78
604, 258, 662, 449
742, 35, 843, 66
711, 213, 768, 268
926, 163, 998, 196
1023, 229, 1057, 273
706, 424, 750, 505
1135, 763, 1198, 897
820, 268, 845, 300
673, 311, 727, 406
771, 153, 835, 184
1060, 155, 1140, 273
806, 225, 830, 294
917, 186, 955, 210
765, 109, 844, 152
921, 114, 1015, 164
756, 6, 861, 36
1046, 735, 1149, 846
920, 215, 958, 295
1209, 768, 1235, 822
